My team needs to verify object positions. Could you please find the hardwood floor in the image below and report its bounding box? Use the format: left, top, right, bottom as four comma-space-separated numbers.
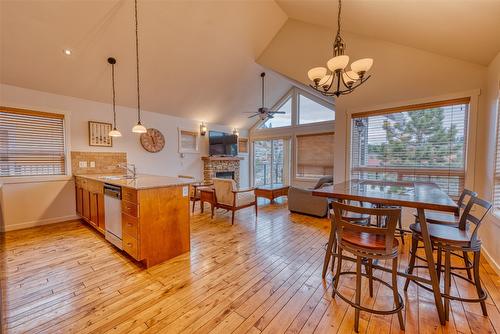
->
1, 199, 500, 333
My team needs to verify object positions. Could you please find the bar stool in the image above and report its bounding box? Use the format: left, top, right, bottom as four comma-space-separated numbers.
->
409, 188, 477, 280
405, 196, 492, 319
330, 202, 405, 333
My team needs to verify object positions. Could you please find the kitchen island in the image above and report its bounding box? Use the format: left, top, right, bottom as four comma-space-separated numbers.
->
75, 174, 194, 268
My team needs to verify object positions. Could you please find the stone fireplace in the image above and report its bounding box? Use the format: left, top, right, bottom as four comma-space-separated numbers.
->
202, 156, 243, 186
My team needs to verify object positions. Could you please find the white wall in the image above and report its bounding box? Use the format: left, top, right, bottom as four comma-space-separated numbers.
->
475, 52, 500, 273
0, 84, 249, 231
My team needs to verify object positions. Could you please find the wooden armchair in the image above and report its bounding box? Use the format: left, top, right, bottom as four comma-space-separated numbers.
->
212, 178, 257, 224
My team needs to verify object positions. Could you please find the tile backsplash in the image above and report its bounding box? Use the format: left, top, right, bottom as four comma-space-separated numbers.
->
71, 151, 127, 175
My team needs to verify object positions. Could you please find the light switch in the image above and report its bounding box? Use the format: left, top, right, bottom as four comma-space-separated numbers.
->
90, 161, 96, 168
182, 186, 188, 197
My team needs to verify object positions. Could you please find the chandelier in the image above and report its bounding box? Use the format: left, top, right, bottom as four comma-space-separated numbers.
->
307, 0, 373, 97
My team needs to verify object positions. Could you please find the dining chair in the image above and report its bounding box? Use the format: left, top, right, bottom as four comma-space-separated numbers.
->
330, 202, 405, 333
411, 188, 477, 279
405, 196, 492, 319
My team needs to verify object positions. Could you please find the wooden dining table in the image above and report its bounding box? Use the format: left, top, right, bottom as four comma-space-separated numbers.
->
313, 179, 459, 325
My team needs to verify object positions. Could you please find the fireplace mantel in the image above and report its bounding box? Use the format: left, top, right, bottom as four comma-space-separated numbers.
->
201, 156, 243, 161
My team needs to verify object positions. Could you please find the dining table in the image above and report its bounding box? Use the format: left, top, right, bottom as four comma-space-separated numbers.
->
312, 179, 459, 325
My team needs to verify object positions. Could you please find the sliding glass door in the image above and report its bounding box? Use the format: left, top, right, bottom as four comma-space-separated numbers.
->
253, 139, 289, 186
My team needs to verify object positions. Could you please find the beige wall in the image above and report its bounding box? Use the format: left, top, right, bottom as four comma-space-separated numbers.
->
475, 52, 500, 272
258, 19, 500, 270
0, 84, 249, 231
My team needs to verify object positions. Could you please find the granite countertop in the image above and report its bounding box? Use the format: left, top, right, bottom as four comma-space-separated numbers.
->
75, 173, 197, 190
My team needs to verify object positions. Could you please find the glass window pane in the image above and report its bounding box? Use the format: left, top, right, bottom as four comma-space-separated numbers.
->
259, 97, 292, 129
298, 94, 334, 125
254, 140, 272, 186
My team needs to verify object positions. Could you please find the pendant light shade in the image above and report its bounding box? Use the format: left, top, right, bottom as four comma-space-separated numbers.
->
132, 122, 147, 133
107, 57, 122, 138
131, 0, 146, 134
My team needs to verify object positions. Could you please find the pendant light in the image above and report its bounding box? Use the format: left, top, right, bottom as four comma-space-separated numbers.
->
131, 0, 147, 133
107, 57, 122, 137
307, 0, 373, 97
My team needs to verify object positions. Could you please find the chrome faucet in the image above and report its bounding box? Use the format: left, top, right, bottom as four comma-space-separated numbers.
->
117, 163, 137, 179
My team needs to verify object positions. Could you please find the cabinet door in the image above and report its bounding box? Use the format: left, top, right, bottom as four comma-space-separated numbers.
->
97, 193, 105, 230
82, 189, 91, 220
76, 187, 83, 216
90, 192, 98, 227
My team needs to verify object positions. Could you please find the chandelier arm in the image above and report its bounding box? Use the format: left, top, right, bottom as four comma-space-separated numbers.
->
337, 75, 372, 95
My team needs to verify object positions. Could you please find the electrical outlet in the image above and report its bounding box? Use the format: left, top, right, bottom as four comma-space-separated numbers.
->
90, 161, 96, 168
79, 161, 88, 168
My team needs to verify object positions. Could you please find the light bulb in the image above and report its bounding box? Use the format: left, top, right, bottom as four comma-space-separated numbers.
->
132, 122, 147, 133
327, 55, 349, 72
307, 67, 327, 83
351, 58, 373, 75
109, 128, 122, 137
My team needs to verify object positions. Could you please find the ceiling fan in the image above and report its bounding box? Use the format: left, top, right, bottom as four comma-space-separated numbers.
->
245, 72, 285, 120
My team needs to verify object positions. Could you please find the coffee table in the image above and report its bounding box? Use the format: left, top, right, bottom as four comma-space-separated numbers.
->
254, 184, 289, 203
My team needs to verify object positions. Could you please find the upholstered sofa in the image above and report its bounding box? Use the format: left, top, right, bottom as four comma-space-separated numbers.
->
287, 176, 333, 217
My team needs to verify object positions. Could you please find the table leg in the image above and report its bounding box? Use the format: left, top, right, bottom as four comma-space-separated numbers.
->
417, 208, 446, 325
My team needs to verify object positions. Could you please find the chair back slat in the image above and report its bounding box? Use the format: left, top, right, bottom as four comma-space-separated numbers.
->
331, 202, 400, 254
457, 188, 477, 210
458, 196, 492, 241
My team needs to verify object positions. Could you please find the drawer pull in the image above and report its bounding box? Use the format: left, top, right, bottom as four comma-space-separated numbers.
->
127, 223, 132, 227
127, 243, 132, 247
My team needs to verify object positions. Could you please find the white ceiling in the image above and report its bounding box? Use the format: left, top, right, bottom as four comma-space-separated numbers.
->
0, 0, 290, 128
276, 0, 500, 66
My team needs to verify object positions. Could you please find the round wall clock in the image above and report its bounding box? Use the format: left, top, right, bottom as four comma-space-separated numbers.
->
140, 128, 165, 153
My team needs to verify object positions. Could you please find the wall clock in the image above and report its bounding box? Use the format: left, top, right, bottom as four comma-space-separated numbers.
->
140, 128, 165, 153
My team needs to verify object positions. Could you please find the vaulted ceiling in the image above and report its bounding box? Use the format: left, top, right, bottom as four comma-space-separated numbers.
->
1, 0, 500, 128
275, 0, 500, 66
0, 0, 290, 128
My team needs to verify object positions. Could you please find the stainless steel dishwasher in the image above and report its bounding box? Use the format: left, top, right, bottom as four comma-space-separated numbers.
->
104, 183, 123, 249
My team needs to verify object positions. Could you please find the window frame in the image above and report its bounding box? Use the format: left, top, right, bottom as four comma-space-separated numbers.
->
0, 106, 71, 184
492, 90, 500, 217
344, 90, 480, 195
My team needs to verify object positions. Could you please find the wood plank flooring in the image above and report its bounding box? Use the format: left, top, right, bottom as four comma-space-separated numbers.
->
1, 199, 499, 333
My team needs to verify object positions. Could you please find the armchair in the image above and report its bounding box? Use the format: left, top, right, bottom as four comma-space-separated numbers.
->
212, 178, 257, 225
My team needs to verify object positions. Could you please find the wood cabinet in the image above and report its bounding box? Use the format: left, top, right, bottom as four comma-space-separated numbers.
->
75, 176, 191, 268
75, 177, 105, 232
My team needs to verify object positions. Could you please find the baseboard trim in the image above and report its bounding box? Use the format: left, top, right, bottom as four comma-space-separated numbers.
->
481, 245, 500, 276
1, 214, 80, 232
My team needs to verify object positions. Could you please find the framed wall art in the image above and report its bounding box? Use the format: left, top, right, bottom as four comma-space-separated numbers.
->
89, 121, 113, 147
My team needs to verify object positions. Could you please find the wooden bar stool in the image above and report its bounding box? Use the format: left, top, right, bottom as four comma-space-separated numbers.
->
405, 196, 492, 319
330, 202, 405, 333
409, 188, 477, 280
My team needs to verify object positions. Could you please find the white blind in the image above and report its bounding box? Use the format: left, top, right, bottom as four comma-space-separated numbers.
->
0, 107, 66, 177
296, 132, 334, 178
351, 98, 469, 197
493, 96, 500, 211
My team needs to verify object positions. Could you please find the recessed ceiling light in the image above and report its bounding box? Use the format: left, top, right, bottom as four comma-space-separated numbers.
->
63, 49, 72, 56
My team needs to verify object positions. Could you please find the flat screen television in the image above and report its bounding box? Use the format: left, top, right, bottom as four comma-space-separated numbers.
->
209, 131, 238, 156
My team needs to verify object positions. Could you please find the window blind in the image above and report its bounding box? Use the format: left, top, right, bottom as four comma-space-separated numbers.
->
296, 132, 334, 178
0, 107, 66, 177
351, 98, 469, 197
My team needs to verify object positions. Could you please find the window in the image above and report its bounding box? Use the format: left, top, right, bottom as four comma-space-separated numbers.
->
298, 94, 335, 124
296, 132, 334, 178
253, 139, 289, 186
0, 107, 66, 177
259, 96, 292, 129
493, 96, 500, 212
350, 98, 469, 197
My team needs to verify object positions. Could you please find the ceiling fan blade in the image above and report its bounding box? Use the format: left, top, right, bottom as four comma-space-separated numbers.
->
270, 111, 286, 114
247, 114, 259, 118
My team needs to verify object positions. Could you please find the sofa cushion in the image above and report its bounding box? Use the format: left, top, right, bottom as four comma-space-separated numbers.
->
313, 176, 333, 189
